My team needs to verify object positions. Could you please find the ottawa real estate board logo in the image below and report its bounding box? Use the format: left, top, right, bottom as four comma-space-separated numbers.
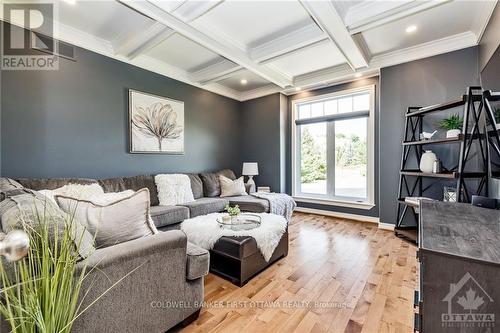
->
1, 1, 59, 70
441, 272, 495, 329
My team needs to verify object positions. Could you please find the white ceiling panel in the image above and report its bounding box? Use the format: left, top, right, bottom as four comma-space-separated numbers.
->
145, 33, 222, 72
58, 0, 152, 41
192, 0, 312, 47
362, 1, 483, 55
217, 70, 272, 92
267, 41, 346, 77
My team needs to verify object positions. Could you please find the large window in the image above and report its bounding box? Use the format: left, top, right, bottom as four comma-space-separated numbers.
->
292, 86, 375, 207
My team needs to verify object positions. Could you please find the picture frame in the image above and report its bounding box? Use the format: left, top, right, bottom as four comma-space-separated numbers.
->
129, 89, 185, 154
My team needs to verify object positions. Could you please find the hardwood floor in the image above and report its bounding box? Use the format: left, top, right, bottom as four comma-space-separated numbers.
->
180, 212, 418, 333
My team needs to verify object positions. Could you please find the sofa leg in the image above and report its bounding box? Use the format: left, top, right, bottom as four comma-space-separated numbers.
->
181, 309, 201, 327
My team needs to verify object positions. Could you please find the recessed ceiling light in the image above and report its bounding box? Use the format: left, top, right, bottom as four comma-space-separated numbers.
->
63, 0, 76, 4
406, 25, 417, 33
240, 79, 247, 85
355, 73, 362, 78
295, 87, 301, 91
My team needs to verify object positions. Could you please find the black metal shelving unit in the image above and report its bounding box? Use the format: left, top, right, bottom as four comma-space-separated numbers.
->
395, 86, 488, 243
484, 90, 500, 178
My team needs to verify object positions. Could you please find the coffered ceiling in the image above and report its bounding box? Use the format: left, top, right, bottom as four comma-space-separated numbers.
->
1, 0, 497, 101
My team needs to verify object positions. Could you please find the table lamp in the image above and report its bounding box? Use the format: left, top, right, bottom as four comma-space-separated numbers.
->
242, 162, 259, 193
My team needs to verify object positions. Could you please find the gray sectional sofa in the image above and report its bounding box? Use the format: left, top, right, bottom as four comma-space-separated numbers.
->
16, 169, 270, 231
0, 169, 271, 332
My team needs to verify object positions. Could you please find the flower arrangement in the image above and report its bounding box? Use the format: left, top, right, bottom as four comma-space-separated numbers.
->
225, 204, 241, 216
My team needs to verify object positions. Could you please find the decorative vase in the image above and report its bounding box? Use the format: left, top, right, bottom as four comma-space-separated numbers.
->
420, 150, 437, 173
446, 129, 461, 138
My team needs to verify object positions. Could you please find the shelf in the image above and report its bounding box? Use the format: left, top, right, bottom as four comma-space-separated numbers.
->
400, 170, 457, 178
400, 170, 486, 179
484, 90, 500, 101
402, 135, 463, 146
406, 95, 466, 117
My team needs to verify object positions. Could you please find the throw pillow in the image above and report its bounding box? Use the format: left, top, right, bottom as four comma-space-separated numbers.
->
219, 175, 247, 197
56, 188, 158, 248
155, 174, 195, 206
38, 183, 105, 205
1, 190, 95, 259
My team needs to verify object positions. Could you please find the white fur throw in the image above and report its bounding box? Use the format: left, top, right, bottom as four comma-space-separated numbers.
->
181, 213, 287, 261
155, 174, 194, 206
219, 175, 246, 197
39, 183, 104, 205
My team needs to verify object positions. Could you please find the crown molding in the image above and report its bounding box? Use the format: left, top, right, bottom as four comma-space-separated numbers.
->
369, 31, 478, 69
471, 0, 498, 43
346, 0, 451, 34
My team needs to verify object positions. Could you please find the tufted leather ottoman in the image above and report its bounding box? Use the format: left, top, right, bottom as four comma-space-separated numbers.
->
209, 230, 288, 286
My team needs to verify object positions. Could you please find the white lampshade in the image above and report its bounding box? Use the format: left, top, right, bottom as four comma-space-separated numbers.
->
242, 162, 259, 176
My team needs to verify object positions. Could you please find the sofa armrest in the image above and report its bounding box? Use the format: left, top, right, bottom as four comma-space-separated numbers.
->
72, 230, 199, 332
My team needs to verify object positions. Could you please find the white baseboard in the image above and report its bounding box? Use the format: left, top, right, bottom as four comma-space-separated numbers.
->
294, 207, 379, 224
378, 223, 395, 231
294, 207, 396, 231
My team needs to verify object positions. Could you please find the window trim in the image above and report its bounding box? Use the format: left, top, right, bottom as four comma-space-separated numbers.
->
291, 84, 376, 208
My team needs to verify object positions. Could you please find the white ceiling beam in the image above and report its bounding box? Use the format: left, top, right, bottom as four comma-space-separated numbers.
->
300, 0, 369, 70
113, 22, 174, 59
120, 0, 293, 88
189, 60, 242, 84
346, 0, 452, 35
250, 21, 328, 63
114, 0, 222, 60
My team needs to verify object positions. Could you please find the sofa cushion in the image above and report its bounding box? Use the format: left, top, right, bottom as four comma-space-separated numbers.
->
186, 242, 209, 280
155, 174, 194, 206
98, 177, 127, 193
187, 174, 203, 199
150, 205, 189, 228
200, 169, 237, 197
15, 178, 97, 191
56, 188, 157, 248
0, 190, 95, 259
122, 175, 159, 206
178, 197, 229, 217
226, 195, 269, 213
0, 178, 24, 202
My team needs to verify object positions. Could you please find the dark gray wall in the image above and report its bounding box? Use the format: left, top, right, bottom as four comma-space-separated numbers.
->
1, 39, 241, 179
239, 93, 284, 192
286, 77, 380, 218
481, 45, 500, 197
380, 46, 480, 225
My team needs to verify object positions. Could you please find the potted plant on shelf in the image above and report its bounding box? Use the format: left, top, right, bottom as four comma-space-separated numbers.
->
225, 204, 241, 224
439, 113, 463, 138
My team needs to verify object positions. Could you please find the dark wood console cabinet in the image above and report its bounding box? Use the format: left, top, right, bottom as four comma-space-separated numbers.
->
417, 201, 500, 332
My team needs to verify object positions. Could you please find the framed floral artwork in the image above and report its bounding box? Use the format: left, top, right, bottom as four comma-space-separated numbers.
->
129, 89, 184, 154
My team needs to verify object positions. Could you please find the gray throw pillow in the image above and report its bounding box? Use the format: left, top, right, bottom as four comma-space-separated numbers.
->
0, 190, 95, 259
56, 188, 157, 248
187, 174, 204, 199
200, 169, 237, 197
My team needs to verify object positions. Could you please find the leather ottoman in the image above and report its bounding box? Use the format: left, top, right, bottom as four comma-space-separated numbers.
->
209, 230, 288, 286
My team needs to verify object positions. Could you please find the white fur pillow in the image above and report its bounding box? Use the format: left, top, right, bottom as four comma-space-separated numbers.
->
219, 175, 246, 197
39, 183, 104, 205
155, 174, 195, 206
